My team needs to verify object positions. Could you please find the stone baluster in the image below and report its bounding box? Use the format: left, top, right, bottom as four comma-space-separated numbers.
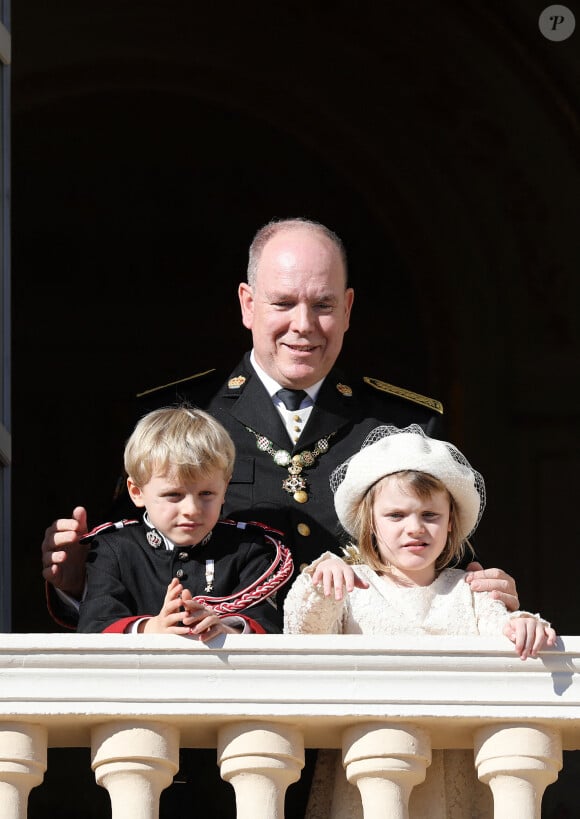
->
342, 723, 431, 819
474, 723, 562, 818
218, 721, 304, 818
0, 723, 47, 819
91, 721, 179, 819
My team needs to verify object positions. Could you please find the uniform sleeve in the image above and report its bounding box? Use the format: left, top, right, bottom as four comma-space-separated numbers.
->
283, 552, 346, 634
78, 536, 148, 632
45, 583, 80, 630
424, 412, 445, 439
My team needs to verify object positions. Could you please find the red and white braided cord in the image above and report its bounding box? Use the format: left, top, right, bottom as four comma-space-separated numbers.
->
190, 535, 293, 615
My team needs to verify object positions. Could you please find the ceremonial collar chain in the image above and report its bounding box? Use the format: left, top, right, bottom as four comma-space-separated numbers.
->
246, 426, 335, 503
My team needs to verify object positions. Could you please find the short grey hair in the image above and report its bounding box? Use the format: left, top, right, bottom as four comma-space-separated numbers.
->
246, 217, 348, 288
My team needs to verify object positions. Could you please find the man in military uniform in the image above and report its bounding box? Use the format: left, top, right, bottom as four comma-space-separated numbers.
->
41, 217, 518, 817
45, 218, 514, 603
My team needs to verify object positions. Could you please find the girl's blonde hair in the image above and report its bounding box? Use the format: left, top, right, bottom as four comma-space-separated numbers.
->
124, 405, 235, 486
351, 471, 474, 574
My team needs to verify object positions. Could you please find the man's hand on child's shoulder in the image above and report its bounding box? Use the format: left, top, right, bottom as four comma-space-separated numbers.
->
465, 561, 519, 612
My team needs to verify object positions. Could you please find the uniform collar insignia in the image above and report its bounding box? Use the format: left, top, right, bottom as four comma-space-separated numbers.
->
336, 382, 352, 397
146, 529, 163, 549
228, 375, 247, 389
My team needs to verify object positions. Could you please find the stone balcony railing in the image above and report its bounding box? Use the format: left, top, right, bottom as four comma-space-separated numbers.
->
1, 633, 579, 819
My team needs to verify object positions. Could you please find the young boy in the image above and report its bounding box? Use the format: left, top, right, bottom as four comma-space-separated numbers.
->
77, 405, 293, 636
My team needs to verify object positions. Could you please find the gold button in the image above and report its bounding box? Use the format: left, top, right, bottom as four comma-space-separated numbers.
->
297, 523, 310, 537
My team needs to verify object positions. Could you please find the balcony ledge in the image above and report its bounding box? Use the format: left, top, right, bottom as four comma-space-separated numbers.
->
1, 633, 579, 749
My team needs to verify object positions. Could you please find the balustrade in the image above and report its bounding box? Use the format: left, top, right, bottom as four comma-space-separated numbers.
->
0, 633, 578, 818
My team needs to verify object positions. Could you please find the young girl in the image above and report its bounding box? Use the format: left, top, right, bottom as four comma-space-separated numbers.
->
283, 424, 556, 819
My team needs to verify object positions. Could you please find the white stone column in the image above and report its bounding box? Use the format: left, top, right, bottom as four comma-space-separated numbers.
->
91, 721, 179, 819
0, 722, 47, 819
474, 723, 562, 819
342, 723, 431, 819
218, 721, 304, 819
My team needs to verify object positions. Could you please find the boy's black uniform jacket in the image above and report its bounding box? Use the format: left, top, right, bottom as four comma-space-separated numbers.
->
77, 518, 291, 634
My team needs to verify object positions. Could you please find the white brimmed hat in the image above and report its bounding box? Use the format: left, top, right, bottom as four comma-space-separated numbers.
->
331, 424, 485, 540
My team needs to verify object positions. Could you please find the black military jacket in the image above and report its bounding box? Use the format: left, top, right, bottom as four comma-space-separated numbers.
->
77, 518, 290, 634
132, 352, 444, 575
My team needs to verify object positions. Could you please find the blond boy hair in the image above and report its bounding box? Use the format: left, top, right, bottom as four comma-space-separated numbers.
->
124, 405, 235, 487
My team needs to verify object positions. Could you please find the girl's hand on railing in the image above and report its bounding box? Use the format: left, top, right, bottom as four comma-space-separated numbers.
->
503, 616, 557, 660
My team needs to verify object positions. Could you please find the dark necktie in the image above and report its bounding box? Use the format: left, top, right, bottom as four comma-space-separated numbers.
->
276, 388, 307, 411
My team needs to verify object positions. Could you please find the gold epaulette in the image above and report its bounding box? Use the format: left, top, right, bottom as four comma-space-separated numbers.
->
363, 376, 443, 415
136, 369, 217, 398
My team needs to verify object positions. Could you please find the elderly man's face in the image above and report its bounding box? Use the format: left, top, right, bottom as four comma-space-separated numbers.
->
239, 228, 354, 389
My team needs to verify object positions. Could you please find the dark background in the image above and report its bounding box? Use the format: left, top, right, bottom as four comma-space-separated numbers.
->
10, 2, 580, 815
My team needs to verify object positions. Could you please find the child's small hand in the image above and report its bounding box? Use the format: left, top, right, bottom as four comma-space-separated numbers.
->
141, 577, 190, 634
503, 616, 557, 660
311, 558, 369, 601
180, 589, 241, 641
